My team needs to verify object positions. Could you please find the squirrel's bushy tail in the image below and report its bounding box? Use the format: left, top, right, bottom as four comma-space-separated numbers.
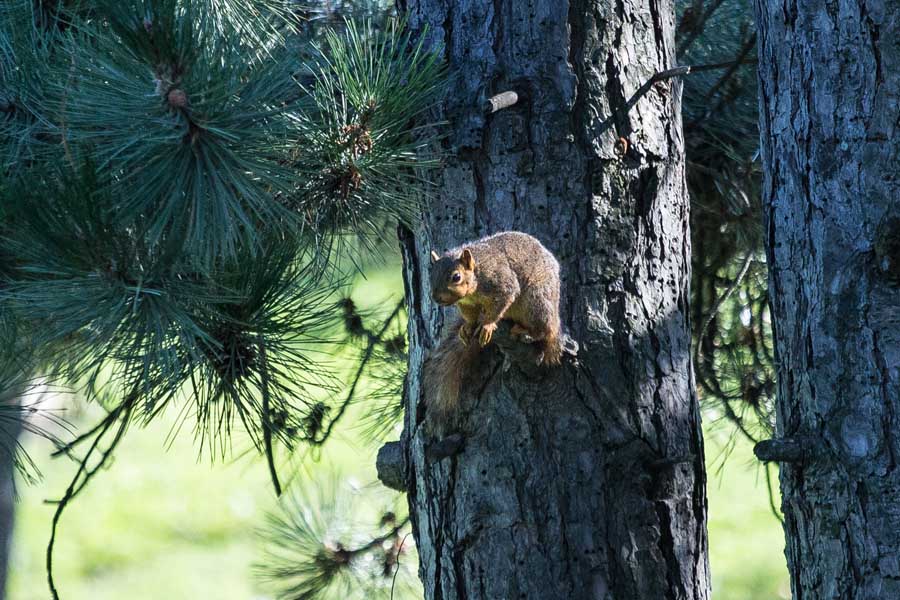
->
422, 318, 480, 432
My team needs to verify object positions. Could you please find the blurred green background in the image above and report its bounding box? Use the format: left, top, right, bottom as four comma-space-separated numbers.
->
8, 264, 790, 600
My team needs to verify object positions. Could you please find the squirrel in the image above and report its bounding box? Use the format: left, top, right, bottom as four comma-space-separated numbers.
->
422, 231, 563, 430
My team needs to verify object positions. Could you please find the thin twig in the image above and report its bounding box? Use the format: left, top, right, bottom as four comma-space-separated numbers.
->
47, 390, 137, 600
347, 516, 410, 557
686, 35, 759, 131
50, 403, 126, 458
764, 462, 784, 524
697, 252, 754, 355
598, 58, 758, 136
390, 532, 413, 600
258, 336, 282, 497
311, 300, 404, 445
693, 253, 757, 444
702, 34, 757, 103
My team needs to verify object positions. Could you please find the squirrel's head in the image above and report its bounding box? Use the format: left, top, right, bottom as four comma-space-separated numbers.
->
429, 248, 477, 306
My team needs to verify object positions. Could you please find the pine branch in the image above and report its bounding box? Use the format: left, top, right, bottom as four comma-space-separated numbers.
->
1, 4, 445, 594
598, 58, 757, 136
287, 19, 445, 249
677, 0, 776, 440
307, 298, 405, 445
258, 336, 282, 497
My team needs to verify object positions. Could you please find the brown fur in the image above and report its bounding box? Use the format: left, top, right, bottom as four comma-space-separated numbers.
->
422, 317, 480, 432
423, 232, 564, 431
429, 231, 563, 365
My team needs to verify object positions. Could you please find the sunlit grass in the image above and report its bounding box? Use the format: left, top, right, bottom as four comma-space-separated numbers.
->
10, 413, 271, 600
705, 426, 791, 600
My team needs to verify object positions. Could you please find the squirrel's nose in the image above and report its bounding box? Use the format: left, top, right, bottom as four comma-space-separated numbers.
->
432, 292, 448, 306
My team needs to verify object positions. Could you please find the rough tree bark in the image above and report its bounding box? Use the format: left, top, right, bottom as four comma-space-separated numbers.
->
755, 1, 900, 598
384, 0, 710, 598
0, 455, 15, 599
0, 401, 20, 600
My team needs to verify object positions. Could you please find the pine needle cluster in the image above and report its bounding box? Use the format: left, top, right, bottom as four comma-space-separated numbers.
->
255, 473, 419, 600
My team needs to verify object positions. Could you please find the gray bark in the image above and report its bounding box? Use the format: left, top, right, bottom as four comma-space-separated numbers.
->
0, 401, 20, 600
392, 0, 710, 598
0, 451, 15, 599
755, 1, 900, 598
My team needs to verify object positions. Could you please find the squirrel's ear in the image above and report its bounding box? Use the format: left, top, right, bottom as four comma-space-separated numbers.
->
430, 250, 440, 263
460, 249, 475, 270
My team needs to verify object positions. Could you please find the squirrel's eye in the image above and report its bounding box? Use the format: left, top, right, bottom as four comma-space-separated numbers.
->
451, 272, 462, 283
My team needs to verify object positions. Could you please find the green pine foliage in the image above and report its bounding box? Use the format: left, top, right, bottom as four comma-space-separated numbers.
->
255, 473, 419, 600
0, 2, 60, 171
0, 0, 444, 596
678, 0, 776, 442
289, 20, 443, 244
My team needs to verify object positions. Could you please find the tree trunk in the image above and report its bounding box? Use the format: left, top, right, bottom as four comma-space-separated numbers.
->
755, 2, 900, 598
392, 0, 710, 598
0, 453, 15, 599
0, 400, 21, 600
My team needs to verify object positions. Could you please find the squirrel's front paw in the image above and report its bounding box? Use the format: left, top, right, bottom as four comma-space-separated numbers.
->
458, 322, 476, 346
477, 322, 497, 346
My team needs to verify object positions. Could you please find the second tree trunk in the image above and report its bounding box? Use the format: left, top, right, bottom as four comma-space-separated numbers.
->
756, 1, 900, 598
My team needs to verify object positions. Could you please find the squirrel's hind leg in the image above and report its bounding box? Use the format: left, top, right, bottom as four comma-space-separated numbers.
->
516, 285, 563, 366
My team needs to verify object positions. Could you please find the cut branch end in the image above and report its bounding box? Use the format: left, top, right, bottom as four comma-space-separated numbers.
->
376, 440, 406, 491
754, 436, 810, 463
